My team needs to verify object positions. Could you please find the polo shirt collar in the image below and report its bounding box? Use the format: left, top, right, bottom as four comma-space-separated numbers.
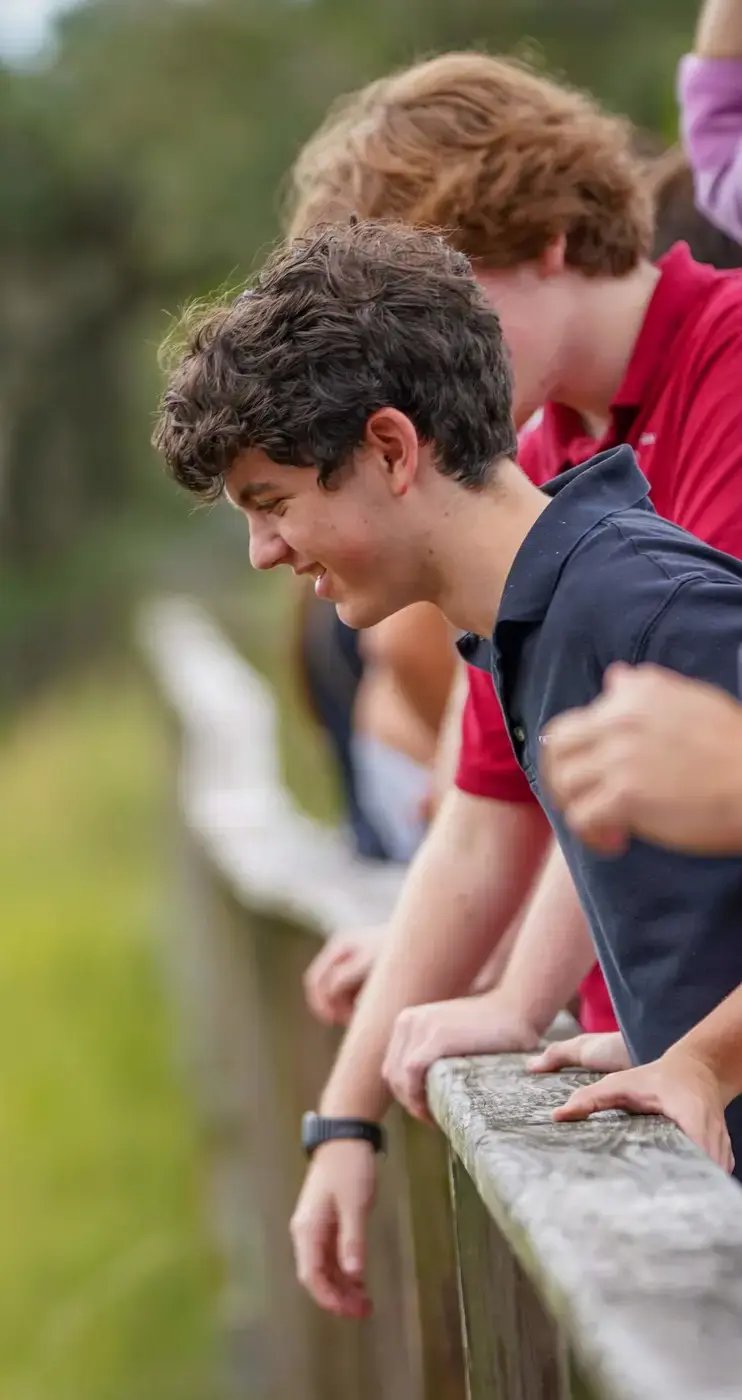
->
542, 242, 722, 466
457, 445, 650, 670
497, 444, 650, 627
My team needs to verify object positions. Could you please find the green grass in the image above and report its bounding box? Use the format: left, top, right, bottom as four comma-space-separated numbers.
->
0, 668, 220, 1400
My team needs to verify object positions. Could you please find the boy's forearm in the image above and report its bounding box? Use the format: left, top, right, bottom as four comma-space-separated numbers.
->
429, 660, 469, 806
320, 787, 550, 1117
497, 842, 596, 1033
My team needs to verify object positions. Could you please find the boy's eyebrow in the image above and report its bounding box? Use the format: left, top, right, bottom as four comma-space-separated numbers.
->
235, 480, 280, 506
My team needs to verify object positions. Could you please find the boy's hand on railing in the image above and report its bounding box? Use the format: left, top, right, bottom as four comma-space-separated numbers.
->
290, 1139, 377, 1316
303, 925, 386, 1027
549, 1047, 734, 1174
527, 1030, 631, 1077
382, 992, 542, 1122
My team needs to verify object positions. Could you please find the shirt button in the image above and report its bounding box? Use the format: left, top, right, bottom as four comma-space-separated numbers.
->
513, 725, 525, 743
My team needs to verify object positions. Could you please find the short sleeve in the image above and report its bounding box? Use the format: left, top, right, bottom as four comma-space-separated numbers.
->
678, 54, 742, 244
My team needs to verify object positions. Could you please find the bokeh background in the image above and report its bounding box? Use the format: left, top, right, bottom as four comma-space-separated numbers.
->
0, 2, 703, 1397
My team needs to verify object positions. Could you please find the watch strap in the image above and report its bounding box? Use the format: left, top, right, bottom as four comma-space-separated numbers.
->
302, 1111, 386, 1158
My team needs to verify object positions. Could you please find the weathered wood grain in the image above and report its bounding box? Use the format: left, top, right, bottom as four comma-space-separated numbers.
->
428, 1054, 742, 1400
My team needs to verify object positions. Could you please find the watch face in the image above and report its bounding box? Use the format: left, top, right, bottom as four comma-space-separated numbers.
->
301, 1111, 319, 1152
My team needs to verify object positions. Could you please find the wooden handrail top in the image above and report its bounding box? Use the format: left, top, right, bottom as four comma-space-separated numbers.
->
429, 1054, 742, 1400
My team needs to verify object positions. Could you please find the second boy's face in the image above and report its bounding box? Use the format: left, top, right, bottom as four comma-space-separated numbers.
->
475, 263, 572, 428
225, 441, 432, 629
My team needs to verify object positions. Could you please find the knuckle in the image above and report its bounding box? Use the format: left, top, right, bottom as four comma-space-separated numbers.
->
404, 1052, 427, 1077
290, 1205, 316, 1240
297, 1263, 319, 1293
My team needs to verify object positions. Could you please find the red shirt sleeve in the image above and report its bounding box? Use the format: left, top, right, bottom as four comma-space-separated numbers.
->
456, 667, 535, 801
455, 422, 548, 803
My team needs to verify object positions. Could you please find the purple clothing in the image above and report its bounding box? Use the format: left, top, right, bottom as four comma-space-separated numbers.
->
679, 54, 742, 243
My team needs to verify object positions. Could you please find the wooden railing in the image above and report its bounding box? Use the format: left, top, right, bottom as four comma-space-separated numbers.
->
141, 596, 742, 1400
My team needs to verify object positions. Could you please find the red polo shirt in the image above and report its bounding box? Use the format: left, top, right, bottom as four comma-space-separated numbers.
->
456, 243, 742, 1033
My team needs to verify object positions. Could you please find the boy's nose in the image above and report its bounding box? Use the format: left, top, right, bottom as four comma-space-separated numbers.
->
249, 521, 290, 571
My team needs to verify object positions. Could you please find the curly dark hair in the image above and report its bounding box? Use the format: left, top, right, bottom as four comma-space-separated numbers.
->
153, 219, 518, 499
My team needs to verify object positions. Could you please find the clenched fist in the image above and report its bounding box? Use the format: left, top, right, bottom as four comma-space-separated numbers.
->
540, 663, 742, 855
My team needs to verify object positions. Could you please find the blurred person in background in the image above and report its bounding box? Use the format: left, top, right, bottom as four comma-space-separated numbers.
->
680, 0, 742, 243
649, 141, 742, 265
296, 586, 382, 861
298, 589, 456, 1026
262, 50, 742, 1318
296, 587, 454, 865
350, 605, 454, 862
299, 116, 742, 1034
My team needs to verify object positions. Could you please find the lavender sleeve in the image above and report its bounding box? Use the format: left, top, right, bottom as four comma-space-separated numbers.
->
678, 53, 742, 243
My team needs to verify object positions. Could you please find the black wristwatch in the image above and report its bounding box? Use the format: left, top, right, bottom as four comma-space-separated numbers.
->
302, 1112, 386, 1159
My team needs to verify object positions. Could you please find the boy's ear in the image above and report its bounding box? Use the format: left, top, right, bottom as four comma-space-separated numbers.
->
365, 408, 419, 497
538, 234, 567, 278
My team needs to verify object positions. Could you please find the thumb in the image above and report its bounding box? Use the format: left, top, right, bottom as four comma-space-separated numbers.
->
552, 1082, 613, 1122
338, 1204, 365, 1279
527, 1037, 585, 1074
602, 661, 634, 695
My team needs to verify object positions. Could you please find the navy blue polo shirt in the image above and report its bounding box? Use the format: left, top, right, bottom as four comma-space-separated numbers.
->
458, 444, 742, 1176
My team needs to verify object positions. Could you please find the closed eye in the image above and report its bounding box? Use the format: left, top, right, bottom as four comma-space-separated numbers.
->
254, 499, 288, 516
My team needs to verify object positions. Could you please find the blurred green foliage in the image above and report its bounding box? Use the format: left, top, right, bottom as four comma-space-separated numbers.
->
0, 0, 698, 702
0, 668, 220, 1400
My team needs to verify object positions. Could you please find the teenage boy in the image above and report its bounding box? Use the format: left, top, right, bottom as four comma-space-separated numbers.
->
155, 219, 742, 1316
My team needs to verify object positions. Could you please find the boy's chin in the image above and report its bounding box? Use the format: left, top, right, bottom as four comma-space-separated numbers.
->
335, 594, 393, 631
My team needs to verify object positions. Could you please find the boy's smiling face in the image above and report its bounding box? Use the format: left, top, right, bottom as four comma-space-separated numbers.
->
225, 413, 436, 630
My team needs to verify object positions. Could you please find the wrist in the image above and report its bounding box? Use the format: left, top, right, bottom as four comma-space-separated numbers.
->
663, 1042, 733, 1106
311, 1136, 377, 1163
320, 1076, 390, 1121
477, 985, 544, 1050
302, 1112, 386, 1158
487, 980, 550, 1039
